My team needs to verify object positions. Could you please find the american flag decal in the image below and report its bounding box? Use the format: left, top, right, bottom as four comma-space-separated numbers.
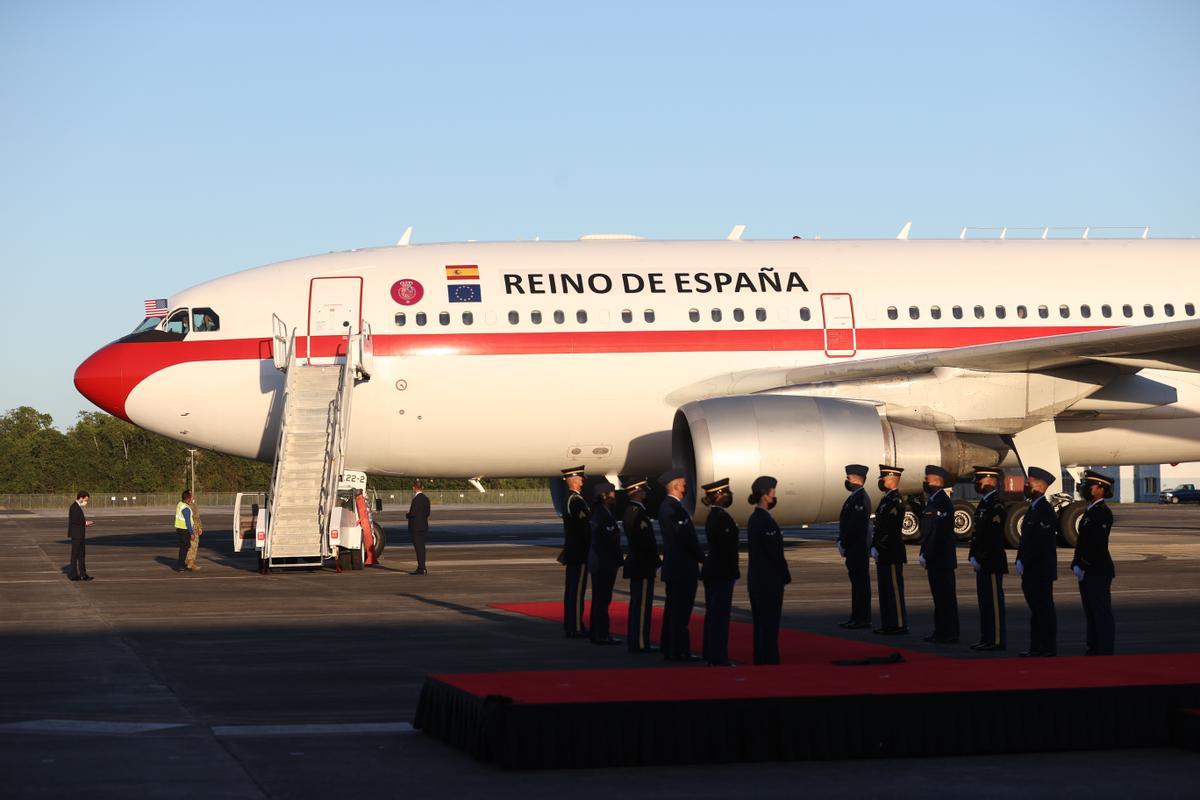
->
143, 299, 169, 317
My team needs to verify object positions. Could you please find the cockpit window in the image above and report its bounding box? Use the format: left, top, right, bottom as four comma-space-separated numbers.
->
164, 309, 189, 336
131, 316, 163, 334
191, 307, 219, 332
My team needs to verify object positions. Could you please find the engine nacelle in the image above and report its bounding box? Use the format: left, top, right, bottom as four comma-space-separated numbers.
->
672, 395, 1003, 526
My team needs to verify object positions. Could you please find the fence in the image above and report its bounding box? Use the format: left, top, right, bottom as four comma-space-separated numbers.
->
0, 488, 553, 510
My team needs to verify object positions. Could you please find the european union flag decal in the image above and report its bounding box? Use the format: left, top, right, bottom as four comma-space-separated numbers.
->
448, 284, 482, 303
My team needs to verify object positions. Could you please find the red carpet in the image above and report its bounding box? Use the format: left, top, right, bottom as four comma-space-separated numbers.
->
490, 600, 939, 665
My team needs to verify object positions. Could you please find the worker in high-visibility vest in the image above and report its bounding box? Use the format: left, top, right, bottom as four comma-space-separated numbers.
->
185, 495, 204, 571
174, 490, 196, 573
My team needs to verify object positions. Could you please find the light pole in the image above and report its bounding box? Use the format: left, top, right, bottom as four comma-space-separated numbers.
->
187, 449, 197, 496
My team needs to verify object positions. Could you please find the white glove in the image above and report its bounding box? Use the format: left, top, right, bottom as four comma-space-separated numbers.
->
870, 547, 879, 560
1015, 559, 1024, 577
969, 556, 980, 572
1072, 565, 1084, 580
918, 554, 927, 569
837, 542, 846, 558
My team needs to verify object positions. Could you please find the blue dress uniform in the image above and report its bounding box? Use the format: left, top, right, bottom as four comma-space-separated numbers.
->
747, 476, 791, 665
1017, 466, 1059, 657
587, 485, 623, 644
658, 468, 705, 661
919, 466, 959, 643
621, 480, 661, 653
1072, 470, 1116, 655
968, 468, 1009, 651
871, 465, 908, 634
700, 478, 740, 666
838, 464, 872, 629
559, 466, 591, 638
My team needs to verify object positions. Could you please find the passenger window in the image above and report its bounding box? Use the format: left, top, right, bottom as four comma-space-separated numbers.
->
973, 305, 985, 320
621, 309, 633, 324
1188, 303, 1196, 316
530, 310, 542, 324
799, 307, 811, 321
462, 311, 474, 325
711, 308, 723, 322
1122, 304, 1133, 318
688, 308, 700, 323
508, 311, 519, 325
395, 312, 406, 327
554, 310, 565, 324
1080, 305, 1091, 319
1038, 305, 1049, 319
995, 305, 1007, 320
1016, 305, 1028, 319
415, 312, 427, 327
952, 306, 963, 320
755, 307, 766, 322
733, 308, 745, 322
1164, 303, 1175, 317
930, 306, 941, 320
1144, 304, 1154, 317
886, 306, 898, 321
439, 312, 450, 326
1101, 305, 1112, 318
576, 310, 587, 324
1059, 305, 1070, 319
908, 306, 919, 320
644, 309, 655, 323
191, 307, 219, 332
164, 309, 189, 335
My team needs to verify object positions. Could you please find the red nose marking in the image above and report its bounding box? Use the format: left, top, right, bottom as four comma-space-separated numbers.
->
74, 343, 133, 421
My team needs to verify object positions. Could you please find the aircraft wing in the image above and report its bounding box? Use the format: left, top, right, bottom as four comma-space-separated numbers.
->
671, 318, 1200, 401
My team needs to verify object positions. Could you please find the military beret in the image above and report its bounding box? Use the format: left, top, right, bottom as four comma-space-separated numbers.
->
751, 475, 778, 495
658, 468, 686, 487
879, 464, 904, 477
1026, 466, 1057, 486
702, 478, 731, 496
924, 465, 951, 481
622, 477, 649, 492
844, 464, 869, 478
560, 465, 585, 478
973, 466, 1003, 478
1082, 469, 1114, 487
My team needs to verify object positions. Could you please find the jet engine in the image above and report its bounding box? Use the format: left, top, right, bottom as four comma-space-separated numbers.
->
672, 395, 1004, 525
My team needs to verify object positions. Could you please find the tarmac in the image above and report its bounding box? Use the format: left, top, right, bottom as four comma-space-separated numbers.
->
1, 502, 1198, 798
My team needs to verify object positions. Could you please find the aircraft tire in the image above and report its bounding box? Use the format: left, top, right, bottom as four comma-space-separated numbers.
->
1003, 502, 1027, 549
372, 521, 387, 557
1057, 500, 1087, 548
952, 500, 976, 542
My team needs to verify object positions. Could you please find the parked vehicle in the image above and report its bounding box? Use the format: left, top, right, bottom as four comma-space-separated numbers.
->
1160, 484, 1200, 504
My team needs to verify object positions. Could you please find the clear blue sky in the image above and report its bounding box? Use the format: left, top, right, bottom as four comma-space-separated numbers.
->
2, 0, 1198, 427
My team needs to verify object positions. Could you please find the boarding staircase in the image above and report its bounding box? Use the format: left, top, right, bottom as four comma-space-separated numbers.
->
262, 316, 372, 569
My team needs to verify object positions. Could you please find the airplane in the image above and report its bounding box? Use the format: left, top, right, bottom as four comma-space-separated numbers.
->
73, 227, 1200, 546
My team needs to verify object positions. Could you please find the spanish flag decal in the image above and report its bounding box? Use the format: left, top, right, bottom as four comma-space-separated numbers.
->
445, 265, 480, 281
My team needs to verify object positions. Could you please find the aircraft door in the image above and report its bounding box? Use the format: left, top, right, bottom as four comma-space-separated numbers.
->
307, 276, 363, 364
821, 292, 857, 357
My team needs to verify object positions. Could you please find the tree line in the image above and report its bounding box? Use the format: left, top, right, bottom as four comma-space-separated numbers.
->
0, 406, 544, 494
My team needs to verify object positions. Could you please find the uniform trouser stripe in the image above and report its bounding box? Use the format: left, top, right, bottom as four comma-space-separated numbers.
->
890, 565, 902, 625
576, 567, 587, 628
990, 574, 1001, 645
639, 580, 648, 650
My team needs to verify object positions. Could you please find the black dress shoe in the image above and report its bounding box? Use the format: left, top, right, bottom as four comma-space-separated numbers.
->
845, 621, 872, 630
969, 641, 989, 650
707, 660, 737, 667
838, 620, 857, 629
874, 627, 909, 635
81, 575, 94, 581
68, 575, 81, 582
591, 636, 622, 645
1018, 650, 1040, 657
565, 631, 587, 639
979, 644, 1006, 651
409, 568, 427, 575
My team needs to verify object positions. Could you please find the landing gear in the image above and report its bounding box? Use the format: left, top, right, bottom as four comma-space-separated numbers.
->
901, 496, 923, 543
1003, 501, 1028, 549
952, 499, 976, 542
371, 521, 387, 559
1057, 500, 1087, 547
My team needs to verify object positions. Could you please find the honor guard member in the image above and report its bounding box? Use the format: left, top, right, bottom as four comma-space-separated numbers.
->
838, 464, 873, 629
1072, 470, 1116, 655
658, 468, 705, 661
967, 467, 1009, 651
559, 466, 591, 639
700, 478, 740, 666
918, 465, 960, 643
621, 478, 661, 653
870, 466, 908, 634
1016, 466, 1059, 657
747, 476, 791, 665
587, 482, 623, 645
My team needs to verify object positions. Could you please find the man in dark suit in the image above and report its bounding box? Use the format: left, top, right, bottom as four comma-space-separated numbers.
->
657, 468, 704, 661
871, 465, 908, 634
1017, 466, 1059, 657
621, 478, 661, 653
1072, 470, 1116, 655
968, 466, 1009, 651
838, 464, 872, 629
919, 465, 959, 643
406, 481, 431, 575
67, 491, 94, 581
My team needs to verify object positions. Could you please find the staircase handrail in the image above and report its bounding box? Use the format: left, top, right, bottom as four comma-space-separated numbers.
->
264, 327, 298, 558
316, 325, 360, 558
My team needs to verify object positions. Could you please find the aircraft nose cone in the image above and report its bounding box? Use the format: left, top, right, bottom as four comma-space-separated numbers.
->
74, 343, 132, 421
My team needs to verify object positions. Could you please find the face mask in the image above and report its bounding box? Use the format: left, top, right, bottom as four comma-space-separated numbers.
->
1079, 484, 1094, 500
923, 482, 938, 496
1024, 485, 1041, 501
767, 498, 777, 510
719, 493, 733, 508
845, 480, 858, 492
